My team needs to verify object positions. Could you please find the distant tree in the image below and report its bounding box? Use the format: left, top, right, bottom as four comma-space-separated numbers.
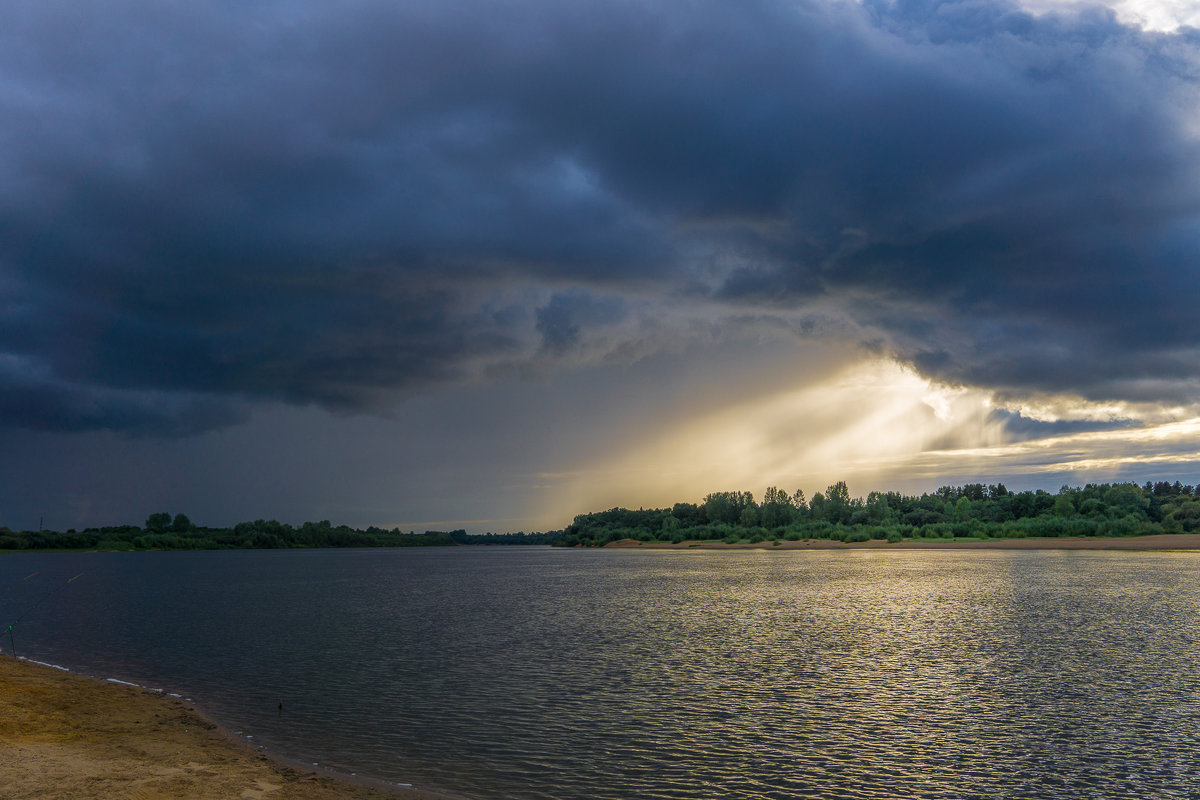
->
809, 491, 827, 520
760, 486, 796, 528
1165, 501, 1200, 532
954, 497, 974, 522
703, 491, 754, 524
171, 513, 193, 532
762, 486, 783, 506
823, 481, 854, 524
1052, 495, 1075, 518
1009, 492, 1036, 519
1105, 484, 1149, 516
145, 512, 171, 532
671, 502, 703, 526
866, 492, 895, 524
961, 483, 987, 501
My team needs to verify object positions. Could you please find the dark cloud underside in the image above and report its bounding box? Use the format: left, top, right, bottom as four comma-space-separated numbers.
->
2, 0, 1199, 433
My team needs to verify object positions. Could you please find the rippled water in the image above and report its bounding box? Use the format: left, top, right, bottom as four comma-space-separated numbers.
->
4, 547, 1200, 799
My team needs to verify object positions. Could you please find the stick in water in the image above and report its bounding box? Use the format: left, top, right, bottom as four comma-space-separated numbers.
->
4, 573, 83, 657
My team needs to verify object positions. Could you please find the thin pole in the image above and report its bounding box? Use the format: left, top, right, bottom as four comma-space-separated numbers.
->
4, 573, 83, 659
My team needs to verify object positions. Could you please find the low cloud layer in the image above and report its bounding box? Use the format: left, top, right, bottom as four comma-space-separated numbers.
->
3, 0, 1200, 433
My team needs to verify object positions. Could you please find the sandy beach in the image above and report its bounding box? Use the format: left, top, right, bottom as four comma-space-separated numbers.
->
605, 533, 1200, 550
0, 655, 452, 800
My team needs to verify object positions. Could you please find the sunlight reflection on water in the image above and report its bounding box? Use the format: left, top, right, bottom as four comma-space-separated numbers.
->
4, 547, 1200, 799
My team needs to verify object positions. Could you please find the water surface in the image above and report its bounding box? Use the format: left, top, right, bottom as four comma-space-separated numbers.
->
2, 547, 1199, 799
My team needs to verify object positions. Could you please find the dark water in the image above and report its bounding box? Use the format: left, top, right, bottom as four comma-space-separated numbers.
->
3, 547, 1200, 799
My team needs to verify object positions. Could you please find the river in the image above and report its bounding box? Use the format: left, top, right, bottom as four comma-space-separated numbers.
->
3, 546, 1199, 799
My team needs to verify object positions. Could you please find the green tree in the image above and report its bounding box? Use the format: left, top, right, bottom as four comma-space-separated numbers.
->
1164, 501, 1200, 531
703, 491, 754, 524
145, 512, 171, 533
809, 491, 827, 520
172, 513, 193, 532
760, 486, 796, 528
866, 492, 895, 524
1052, 495, 1075, 518
823, 481, 854, 524
954, 497, 974, 522
1104, 484, 1149, 517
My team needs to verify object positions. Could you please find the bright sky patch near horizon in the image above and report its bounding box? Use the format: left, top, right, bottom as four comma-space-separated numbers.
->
3, 0, 1200, 532
1018, 0, 1200, 31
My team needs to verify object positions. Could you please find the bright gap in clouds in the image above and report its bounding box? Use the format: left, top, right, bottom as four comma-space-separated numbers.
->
546, 359, 1200, 523
1013, 0, 1200, 30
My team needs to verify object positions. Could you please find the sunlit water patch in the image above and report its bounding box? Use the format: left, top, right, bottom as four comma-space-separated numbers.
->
3, 547, 1200, 799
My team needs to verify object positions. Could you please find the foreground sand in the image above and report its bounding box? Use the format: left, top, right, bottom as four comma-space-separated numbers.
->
0, 655, 453, 800
606, 533, 1200, 550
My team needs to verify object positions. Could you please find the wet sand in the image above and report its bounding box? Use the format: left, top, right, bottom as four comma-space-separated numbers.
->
0, 654, 453, 800
606, 533, 1200, 550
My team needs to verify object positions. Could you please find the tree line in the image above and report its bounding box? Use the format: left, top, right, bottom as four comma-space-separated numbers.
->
0, 515, 560, 551
556, 480, 1200, 546
7, 479, 1199, 551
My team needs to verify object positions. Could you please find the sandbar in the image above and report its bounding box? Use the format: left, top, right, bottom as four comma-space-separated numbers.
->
605, 533, 1200, 550
0, 654, 454, 800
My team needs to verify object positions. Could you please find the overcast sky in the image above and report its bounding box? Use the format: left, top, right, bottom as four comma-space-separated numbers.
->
3, 0, 1200, 532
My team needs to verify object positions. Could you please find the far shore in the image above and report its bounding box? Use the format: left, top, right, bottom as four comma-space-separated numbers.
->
0, 654, 458, 800
604, 533, 1200, 550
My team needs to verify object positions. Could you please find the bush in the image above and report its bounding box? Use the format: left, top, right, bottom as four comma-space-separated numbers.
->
923, 523, 952, 540
748, 528, 769, 543
135, 533, 186, 549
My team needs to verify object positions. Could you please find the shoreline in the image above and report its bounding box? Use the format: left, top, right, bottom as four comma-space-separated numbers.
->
0, 654, 461, 800
603, 532, 1200, 550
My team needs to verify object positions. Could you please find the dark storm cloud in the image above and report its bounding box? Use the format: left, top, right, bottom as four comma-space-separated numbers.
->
2, 0, 1199, 433
989, 408, 1137, 440
535, 291, 628, 355
0, 353, 244, 435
